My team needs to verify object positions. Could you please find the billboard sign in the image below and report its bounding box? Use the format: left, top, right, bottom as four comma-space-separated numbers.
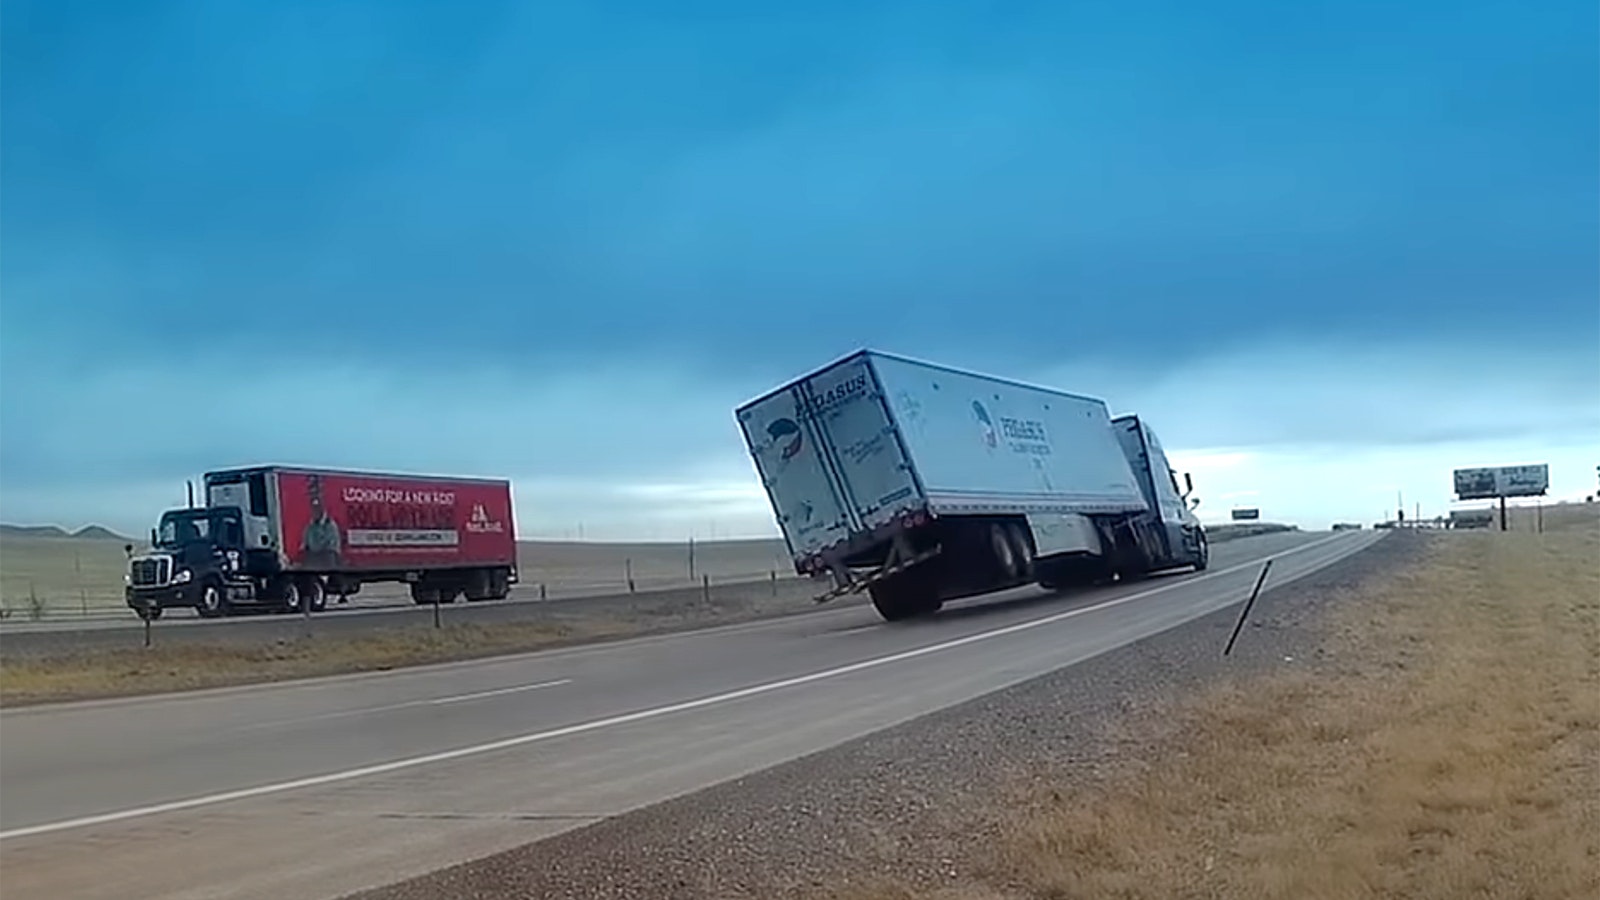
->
276, 471, 516, 570
1230, 507, 1261, 521
1453, 464, 1549, 500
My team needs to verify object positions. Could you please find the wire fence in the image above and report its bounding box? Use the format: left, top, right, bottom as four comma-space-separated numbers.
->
0, 566, 811, 623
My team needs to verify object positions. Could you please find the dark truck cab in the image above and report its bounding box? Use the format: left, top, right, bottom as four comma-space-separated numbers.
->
125, 506, 269, 620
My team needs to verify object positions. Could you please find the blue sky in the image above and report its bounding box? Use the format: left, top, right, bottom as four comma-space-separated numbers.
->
3, 0, 1596, 539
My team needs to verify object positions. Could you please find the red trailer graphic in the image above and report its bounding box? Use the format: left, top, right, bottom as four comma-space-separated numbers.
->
276, 471, 516, 572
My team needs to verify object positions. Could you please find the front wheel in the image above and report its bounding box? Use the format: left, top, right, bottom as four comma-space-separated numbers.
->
1193, 531, 1210, 572
195, 583, 228, 618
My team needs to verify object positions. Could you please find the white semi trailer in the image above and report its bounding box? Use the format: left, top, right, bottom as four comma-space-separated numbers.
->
735, 350, 1210, 621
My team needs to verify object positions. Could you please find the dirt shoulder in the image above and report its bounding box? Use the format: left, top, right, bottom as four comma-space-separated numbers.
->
347, 514, 1595, 900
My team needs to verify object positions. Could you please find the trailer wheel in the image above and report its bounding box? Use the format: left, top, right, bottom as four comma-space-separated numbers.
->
300, 577, 327, 613
1006, 522, 1034, 581
276, 579, 302, 614
988, 523, 1020, 582
464, 569, 495, 602
196, 583, 228, 618
488, 569, 512, 601
868, 572, 941, 622
409, 583, 440, 605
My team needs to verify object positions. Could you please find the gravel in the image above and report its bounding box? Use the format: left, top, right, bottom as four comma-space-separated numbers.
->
347, 531, 1423, 900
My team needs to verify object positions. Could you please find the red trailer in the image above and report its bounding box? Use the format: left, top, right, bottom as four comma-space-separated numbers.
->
125, 466, 519, 618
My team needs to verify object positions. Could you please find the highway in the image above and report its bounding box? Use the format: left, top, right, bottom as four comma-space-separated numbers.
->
0, 529, 1383, 900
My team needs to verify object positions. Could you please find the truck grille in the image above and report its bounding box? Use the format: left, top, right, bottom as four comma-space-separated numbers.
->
130, 556, 172, 588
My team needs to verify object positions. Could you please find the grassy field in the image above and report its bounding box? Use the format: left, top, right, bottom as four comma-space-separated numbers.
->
828, 502, 1600, 900
0, 530, 792, 619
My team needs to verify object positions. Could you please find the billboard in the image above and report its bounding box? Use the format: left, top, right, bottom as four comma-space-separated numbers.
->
1231, 508, 1261, 521
1452, 464, 1549, 500
276, 470, 516, 571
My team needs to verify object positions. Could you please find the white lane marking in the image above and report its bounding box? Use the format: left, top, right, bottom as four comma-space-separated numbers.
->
234, 679, 572, 732
429, 680, 572, 705
0, 532, 1368, 842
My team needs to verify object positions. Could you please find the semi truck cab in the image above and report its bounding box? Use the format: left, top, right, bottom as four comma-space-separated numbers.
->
125, 506, 258, 620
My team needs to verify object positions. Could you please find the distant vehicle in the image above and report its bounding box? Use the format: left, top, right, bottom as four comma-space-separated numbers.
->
1331, 522, 1363, 531
735, 350, 1209, 621
1449, 508, 1495, 530
125, 466, 517, 619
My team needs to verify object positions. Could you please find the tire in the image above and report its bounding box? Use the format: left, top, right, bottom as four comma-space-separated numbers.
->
436, 582, 461, 604
464, 569, 494, 602
276, 578, 302, 614
195, 583, 227, 618
1006, 522, 1034, 581
988, 523, 1020, 582
301, 577, 327, 613
409, 583, 440, 606
869, 573, 941, 622
1193, 530, 1210, 572
488, 569, 512, 601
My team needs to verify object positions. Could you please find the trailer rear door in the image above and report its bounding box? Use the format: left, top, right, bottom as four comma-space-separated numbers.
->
738, 389, 855, 562
797, 354, 922, 534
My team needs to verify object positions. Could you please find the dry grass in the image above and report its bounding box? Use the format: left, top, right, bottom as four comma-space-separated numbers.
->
845, 507, 1600, 900
0, 619, 627, 704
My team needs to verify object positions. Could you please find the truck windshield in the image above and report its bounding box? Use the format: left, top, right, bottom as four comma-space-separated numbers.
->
156, 511, 241, 549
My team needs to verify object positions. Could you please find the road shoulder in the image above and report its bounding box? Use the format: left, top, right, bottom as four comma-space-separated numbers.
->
349, 530, 1425, 900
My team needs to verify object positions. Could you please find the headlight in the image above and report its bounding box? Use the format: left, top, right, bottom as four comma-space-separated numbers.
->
172, 569, 193, 585
123, 573, 132, 585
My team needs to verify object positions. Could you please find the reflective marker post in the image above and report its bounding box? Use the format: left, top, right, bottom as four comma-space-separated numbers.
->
1224, 559, 1274, 657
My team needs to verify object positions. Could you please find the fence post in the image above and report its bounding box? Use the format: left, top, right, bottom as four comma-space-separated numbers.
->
540, 583, 547, 601
626, 558, 635, 593
76, 550, 88, 616
771, 569, 777, 596
701, 573, 710, 604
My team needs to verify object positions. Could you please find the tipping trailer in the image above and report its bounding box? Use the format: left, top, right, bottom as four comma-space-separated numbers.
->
735, 350, 1208, 621
125, 466, 518, 619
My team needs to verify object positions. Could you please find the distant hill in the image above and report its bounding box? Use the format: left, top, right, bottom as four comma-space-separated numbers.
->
72, 525, 131, 541
0, 524, 70, 539
0, 523, 131, 541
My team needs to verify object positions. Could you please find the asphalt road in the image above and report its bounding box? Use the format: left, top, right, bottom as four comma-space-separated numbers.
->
0, 529, 1383, 900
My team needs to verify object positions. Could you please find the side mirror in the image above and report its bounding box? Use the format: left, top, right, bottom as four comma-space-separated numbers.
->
124, 543, 134, 558
150, 528, 158, 546
1190, 497, 1201, 510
